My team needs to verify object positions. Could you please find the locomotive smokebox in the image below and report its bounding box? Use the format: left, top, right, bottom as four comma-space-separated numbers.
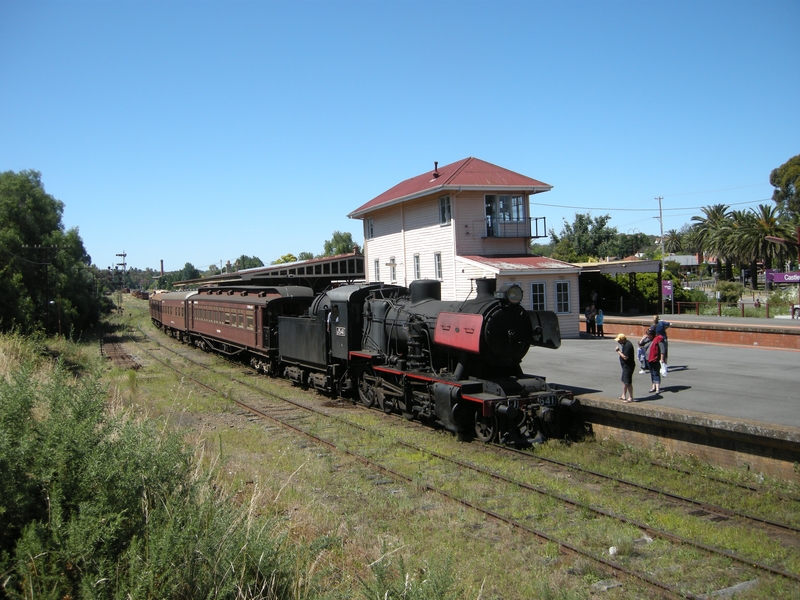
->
475, 278, 496, 301
410, 279, 441, 305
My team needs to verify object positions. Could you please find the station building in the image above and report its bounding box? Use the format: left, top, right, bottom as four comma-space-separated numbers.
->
348, 157, 582, 338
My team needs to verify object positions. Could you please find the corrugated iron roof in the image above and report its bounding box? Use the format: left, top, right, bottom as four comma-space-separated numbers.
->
348, 157, 552, 218
460, 255, 578, 272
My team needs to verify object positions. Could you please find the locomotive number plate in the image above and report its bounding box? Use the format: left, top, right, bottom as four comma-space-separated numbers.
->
336, 326, 346, 337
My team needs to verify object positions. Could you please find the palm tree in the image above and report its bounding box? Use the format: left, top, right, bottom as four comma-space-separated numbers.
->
729, 210, 759, 289
663, 229, 683, 254
691, 204, 731, 279
750, 204, 794, 289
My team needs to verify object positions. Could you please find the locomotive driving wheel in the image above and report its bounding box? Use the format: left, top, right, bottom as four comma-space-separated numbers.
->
357, 368, 376, 408
474, 412, 498, 443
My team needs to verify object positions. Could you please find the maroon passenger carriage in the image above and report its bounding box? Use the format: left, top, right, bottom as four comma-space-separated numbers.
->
150, 286, 314, 374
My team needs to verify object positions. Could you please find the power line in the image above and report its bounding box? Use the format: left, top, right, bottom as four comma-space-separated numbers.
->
529, 198, 772, 212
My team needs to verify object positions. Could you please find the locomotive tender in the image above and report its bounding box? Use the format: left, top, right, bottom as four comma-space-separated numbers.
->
150, 278, 577, 445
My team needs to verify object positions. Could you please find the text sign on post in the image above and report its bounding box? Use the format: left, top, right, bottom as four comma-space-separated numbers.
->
662, 280, 673, 298
767, 271, 800, 283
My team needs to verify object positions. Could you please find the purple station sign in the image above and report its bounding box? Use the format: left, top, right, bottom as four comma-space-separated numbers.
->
662, 280, 673, 297
766, 270, 800, 283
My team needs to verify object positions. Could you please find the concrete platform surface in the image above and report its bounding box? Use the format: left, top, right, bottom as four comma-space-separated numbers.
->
521, 336, 800, 431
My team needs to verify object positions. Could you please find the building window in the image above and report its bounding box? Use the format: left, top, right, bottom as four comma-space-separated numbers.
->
365, 217, 374, 240
439, 195, 451, 225
530, 282, 546, 311
389, 256, 396, 282
434, 252, 442, 280
374, 259, 380, 281
413, 254, 420, 280
485, 194, 526, 236
555, 281, 570, 314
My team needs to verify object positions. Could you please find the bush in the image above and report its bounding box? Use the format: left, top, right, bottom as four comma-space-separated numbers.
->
0, 341, 301, 599
714, 281, 744, 303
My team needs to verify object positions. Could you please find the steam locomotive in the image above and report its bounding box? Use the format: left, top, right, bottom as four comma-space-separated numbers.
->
150, 278, 577, 445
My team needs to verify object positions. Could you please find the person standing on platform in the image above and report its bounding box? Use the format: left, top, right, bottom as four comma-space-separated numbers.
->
614, 333, 635, 402
646, 329, 666, 394
595, 309, 605, 337
653, 315, 671, 368
585, 305, 596, 336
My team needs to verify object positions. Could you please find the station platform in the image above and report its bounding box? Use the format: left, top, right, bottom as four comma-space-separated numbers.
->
522, 318, 800, 479
582, 313, 800, 349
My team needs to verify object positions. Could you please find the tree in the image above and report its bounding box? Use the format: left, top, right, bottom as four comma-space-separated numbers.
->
691, 204, 731, 279
235, 255, 264, 270
770, 153, 800, 221
663, 229, 683, 254
271, 253, 297, 265
549, 213, 619, 261
0, 170, 104, 334
322, 231, 357, 257
297, 251, 315, 261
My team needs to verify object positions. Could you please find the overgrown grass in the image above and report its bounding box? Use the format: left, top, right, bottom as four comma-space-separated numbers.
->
0, 333, 305, 599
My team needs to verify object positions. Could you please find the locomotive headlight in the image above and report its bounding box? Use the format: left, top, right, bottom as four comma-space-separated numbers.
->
495, 283, 524, 304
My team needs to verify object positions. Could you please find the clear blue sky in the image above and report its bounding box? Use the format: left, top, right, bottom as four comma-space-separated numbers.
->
2, 0, 797, 272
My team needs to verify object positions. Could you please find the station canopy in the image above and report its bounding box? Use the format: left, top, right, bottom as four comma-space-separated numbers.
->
174, 252, 365, 293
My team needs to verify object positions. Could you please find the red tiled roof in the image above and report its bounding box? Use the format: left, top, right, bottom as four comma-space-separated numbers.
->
460, 255, 578, 272
348, 157, 552, 218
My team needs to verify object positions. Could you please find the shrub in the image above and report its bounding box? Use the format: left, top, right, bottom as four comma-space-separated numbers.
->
0, 348, 300, 599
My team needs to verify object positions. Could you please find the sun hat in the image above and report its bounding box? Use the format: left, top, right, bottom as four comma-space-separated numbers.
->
614, 333, 626, 342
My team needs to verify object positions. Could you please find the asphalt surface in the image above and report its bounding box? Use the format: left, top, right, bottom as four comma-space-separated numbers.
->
521, 336, 800, 430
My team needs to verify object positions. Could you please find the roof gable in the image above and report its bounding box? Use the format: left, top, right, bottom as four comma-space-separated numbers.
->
348, 157, 552, 218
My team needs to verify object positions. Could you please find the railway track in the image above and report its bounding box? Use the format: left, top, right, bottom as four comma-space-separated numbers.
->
130, 322, 800, 598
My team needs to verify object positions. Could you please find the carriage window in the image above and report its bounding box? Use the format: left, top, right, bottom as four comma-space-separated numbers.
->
246, 311, 254, 330
224, 311, 231, 325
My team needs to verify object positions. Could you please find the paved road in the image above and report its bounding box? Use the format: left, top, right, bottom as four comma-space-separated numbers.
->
521, 337, 800, 429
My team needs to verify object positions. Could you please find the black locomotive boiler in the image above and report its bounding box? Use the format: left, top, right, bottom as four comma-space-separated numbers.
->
151, 278, 576, 445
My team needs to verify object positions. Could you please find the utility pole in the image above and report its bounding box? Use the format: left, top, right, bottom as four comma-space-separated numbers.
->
22, 245, 57, 334
656, 197, 665, 314
116, 251, 127, 313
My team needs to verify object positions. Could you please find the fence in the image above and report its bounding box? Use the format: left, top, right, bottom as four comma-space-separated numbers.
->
674, 301, 799, 319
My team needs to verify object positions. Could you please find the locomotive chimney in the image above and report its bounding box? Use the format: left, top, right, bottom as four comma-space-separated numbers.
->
475, 278, 496, 301
410, 279, 441, 305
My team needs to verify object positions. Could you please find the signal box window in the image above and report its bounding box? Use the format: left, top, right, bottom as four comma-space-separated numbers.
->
365, 218, 374, 240
434, 252, 442, 280
439, 195, 451, 225
413, 254, 421, 280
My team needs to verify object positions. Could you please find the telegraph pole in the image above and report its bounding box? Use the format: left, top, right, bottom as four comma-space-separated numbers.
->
116, 251, 127, 313
656, 197, 665, 314
22, 245, 57, 334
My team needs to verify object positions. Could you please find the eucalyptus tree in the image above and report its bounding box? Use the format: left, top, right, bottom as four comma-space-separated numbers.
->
0, 170, 104, 334
550, 213, 620, 260
770, 154, 800, 221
